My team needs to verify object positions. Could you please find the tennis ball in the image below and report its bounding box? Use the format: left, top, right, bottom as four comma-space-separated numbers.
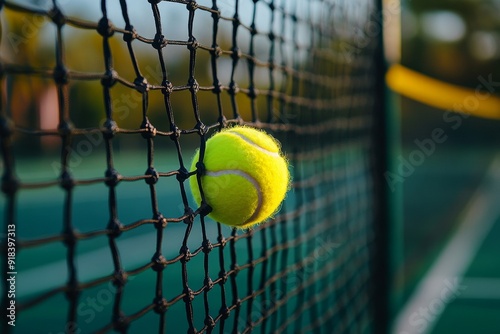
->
189, 126, 290, 229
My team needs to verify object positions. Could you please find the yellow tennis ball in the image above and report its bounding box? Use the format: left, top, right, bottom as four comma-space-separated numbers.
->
189, 126, 290, 229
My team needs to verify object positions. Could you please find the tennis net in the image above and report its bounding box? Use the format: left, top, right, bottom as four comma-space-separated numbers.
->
0, 0, 387, 333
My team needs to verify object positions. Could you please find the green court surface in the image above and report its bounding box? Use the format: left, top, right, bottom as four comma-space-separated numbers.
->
431, 216, 500, 334
401, 149, 494, 286
395, 140, 500, 333
3, 149, 196, 333
5, 143, 370, 333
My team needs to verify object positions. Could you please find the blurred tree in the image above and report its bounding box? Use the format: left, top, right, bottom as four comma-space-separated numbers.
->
403, 0, 500, 86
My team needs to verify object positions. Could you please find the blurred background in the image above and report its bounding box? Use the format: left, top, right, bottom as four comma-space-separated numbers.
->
1, 0, 500, 333
390, 0, 500, 333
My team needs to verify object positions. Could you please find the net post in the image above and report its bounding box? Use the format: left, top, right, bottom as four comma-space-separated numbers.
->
372, 0, 391, 333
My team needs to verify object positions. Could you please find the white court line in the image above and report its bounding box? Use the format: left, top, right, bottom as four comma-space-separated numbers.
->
393, 154, 500, 334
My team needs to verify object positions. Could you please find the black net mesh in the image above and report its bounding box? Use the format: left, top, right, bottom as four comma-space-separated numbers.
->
0, 0, 386, 333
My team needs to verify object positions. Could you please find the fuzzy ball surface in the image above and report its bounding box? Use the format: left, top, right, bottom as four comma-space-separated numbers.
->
189, 126, 290, 228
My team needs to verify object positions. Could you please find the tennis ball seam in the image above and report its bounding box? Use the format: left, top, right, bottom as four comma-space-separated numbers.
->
226, 131, 280, 158
206, 169, 262, 226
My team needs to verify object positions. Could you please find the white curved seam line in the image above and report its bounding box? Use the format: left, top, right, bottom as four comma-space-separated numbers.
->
228, 132, 280, 157
206, 170, 263, 225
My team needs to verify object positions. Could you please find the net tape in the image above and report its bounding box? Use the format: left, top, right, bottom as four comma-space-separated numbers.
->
0, 0, 384, 333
